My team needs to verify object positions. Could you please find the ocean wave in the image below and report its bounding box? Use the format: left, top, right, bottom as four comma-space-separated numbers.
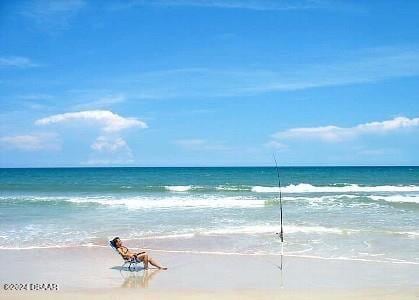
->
292, 194, 419, 205
0, 224, 350, 250
391, 231, 419, 238
2, 244, 416, 265
368, 195, 419, 204
80, 197, 265, 209
164, 185, 193, 192
215, 185, 249, 191
301, 194, 419, 205
120, 185, 133, 189
133, 233, 196, 240
204, 224, 349, 235
252, 183, 419, 193
0, 243, 104, 250
6, 195, 264, 209
3, 192, 419, 209
2, 225, 418, 253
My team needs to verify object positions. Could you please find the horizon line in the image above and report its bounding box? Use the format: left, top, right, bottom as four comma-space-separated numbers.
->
0, 165, 418, 169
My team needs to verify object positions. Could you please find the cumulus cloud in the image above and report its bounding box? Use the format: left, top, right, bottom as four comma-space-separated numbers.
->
35, 110, 147, 132
0, 133, 60, 151
83, 158, 134, 165
87, 136, 134, 165
34, 110, 147, 165
91, 136, 130, 152
272, 116, 419, 142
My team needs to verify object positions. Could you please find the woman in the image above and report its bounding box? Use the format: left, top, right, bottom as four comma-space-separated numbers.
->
111, 237, 167, 270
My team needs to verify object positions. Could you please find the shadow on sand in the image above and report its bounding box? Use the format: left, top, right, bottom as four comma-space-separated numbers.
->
110, 266, 162, 288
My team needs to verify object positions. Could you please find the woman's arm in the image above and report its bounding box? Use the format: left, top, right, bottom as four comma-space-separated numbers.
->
117, 246, 134, 259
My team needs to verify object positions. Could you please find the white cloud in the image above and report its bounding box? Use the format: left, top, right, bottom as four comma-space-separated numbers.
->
0, 56, 38, 68
91, 136, 130, 152
83, 158, 135, 165
35, 110, 147, 132
0, 133, 60, 151
87, 136, 134, 165
272, 116, 419, 142
34, 110, 146, 163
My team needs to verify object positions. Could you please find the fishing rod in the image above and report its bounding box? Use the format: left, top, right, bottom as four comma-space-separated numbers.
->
273, 154, 284, 245
273, 154, 284, 275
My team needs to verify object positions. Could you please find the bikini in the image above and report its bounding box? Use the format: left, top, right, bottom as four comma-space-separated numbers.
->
119, 246, 145, 261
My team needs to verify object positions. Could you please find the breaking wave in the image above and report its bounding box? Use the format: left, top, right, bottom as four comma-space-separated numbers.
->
164, 185, 193, 192
252, 183, 419, 193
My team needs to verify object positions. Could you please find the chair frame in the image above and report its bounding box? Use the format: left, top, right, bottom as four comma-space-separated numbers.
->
110, 241, 143, 272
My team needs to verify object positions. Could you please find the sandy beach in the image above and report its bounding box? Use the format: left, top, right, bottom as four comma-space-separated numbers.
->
2, 0, 419, 296
0, 247, 418, 299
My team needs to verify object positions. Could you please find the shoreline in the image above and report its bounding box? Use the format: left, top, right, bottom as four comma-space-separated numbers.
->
1, 245, 417, 266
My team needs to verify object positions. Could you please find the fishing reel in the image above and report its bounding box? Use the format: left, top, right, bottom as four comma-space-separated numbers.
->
276, 231, 284, 242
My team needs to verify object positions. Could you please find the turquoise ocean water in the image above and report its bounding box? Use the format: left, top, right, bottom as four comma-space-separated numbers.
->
0, 167, 418, 264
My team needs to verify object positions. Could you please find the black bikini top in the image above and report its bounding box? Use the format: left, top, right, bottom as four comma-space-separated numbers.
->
119, 246, 129, 254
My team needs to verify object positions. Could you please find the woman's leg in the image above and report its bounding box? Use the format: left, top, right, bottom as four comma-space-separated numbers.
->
136, 253, 167, 270
148, 256, 167, 270
136, 253, 149, 269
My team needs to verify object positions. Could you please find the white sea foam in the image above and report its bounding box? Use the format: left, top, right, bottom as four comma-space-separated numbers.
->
125, 248, 419, 265
393, 231, 419, 237
0, 194, 268, 209
252, 183, 419, 193
204, 224, 348, 235
136, 233, 196, 240
0, 224, 348, 250
0, 244, 78, 250
67, 195, 264, 209
215, 185, 248, 191
369, 195, 419, 204
164, 185, 193, 192
2, 244, 417, 265
3, 192, 419, 209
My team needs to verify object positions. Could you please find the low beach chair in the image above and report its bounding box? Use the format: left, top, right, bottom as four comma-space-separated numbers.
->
109, 240, 143, 271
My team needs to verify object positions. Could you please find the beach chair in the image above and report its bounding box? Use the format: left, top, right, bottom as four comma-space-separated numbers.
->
109, 240, 143, 271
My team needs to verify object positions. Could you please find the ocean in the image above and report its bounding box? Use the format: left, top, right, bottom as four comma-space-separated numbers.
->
0, 167, 418, 265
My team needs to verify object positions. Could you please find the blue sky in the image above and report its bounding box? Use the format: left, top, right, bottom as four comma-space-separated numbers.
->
1, 0, 419, 167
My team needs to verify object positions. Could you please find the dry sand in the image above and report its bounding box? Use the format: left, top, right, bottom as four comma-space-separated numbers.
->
0, 247, 418, 299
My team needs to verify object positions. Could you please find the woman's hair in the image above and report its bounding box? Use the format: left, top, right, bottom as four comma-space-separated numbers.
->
110, 237, 120, 248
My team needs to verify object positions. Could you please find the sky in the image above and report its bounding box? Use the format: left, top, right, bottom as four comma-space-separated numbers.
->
1, 0, 419, 167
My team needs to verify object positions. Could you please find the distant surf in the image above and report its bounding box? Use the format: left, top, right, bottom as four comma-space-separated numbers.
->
251, 183, 419, 193
164, 185, 193, 192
